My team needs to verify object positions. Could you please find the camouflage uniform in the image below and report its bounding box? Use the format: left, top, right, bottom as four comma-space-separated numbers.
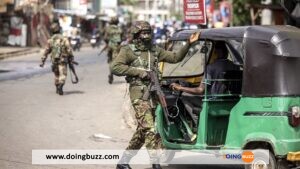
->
40, 23, 74, 95
104, 17, 122, 84
111, 21, 190, 168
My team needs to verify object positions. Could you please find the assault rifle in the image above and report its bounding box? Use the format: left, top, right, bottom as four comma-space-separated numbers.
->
68, 59, 79, 84
143, 70, 171, 126
98, 43, 108, 56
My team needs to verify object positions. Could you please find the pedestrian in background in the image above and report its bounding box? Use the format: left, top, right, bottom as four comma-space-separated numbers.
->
40, 23, 75, 95
111, 21, 199, 169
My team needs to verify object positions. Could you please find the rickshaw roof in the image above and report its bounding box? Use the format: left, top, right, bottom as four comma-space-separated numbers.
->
170, 25, 300, 42
170, 26, 246, 41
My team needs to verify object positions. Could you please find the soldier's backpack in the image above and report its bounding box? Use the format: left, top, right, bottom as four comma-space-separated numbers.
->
50, 34, 64, 60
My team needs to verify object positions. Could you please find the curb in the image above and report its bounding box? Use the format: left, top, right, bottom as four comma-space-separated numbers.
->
0, 42, 95, 61
0, 48, 41, 60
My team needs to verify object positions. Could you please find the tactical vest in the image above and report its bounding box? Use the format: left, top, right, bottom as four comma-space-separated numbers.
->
126, 44, 164, 103
50, 34, 69, 63
126, 44, 160, 86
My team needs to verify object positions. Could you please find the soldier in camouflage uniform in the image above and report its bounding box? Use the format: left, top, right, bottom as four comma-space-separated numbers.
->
111, 21, 199, 169
104, 16, 122, 84
40, 23, 74, 95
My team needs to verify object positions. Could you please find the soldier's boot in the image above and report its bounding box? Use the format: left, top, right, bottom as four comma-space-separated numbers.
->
152, 164, 162, 169
55, 84, 59, 94
116, 164, 131, 169
57, 84, 64, 95
116, 152, 133, 169
151, 158, 162, 169
108, 74, 114, 84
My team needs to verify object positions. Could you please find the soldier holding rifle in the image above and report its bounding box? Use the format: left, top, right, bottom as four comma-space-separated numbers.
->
111, 21, 199, 169
40, 23, 78, 95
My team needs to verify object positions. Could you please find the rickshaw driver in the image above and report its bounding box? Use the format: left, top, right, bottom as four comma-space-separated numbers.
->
170, 42, 240, 95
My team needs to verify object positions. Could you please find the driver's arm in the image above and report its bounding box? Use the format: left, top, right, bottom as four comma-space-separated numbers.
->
170, 83, 205, 95
170, 66, 210, 95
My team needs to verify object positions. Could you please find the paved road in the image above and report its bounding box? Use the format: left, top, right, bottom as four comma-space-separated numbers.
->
0, 46, 242, 169
0, 47, 133, 169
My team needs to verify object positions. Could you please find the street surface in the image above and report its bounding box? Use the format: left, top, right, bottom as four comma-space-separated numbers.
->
0, 45, 241, 169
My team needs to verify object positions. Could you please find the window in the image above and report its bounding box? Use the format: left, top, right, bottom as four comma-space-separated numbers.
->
227, 39, 244, 65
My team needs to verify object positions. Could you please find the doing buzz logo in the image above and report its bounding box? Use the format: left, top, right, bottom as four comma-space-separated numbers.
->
241, 151, 255, 163
222, 151, 256, 163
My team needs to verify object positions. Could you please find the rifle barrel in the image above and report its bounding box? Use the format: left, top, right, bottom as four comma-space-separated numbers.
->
163, 106, 171, 126
72, 61, 79, 65
150, 71, 171, 126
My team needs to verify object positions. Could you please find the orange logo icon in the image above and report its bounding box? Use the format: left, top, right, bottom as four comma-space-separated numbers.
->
242, 151, 254, 163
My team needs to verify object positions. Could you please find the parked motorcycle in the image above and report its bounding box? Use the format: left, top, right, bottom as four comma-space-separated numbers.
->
90, 30, 100, 48
90, 34, 100, 48
70, 36, 81, 51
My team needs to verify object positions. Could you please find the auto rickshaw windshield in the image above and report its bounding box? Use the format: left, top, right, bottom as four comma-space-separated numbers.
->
162, 41, 213, 77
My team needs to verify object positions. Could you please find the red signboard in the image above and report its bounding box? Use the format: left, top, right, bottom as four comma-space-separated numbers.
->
184, 0, 207, 25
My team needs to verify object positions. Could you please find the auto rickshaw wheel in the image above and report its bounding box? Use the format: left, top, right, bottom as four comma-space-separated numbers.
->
244, 149, 276, 169
158, 150, 176, 163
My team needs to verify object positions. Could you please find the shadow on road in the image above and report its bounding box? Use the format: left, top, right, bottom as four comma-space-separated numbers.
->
64, 90, 85, 95
0, 69, 12, 73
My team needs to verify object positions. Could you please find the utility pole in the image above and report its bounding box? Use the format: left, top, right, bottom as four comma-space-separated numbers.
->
145, 0, 149, 21
261, 0, 272, 25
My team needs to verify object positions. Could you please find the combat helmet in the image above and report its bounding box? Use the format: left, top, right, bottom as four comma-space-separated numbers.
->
131, 21, 152, 37
50, 23, 60, 34
110, 16, 119, 25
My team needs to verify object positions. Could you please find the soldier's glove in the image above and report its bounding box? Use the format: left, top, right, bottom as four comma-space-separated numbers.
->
139, 71, 150, 80
189, 32, 201, 44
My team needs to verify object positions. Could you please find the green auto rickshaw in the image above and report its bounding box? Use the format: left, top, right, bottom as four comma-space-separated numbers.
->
155, 25, 300, 169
